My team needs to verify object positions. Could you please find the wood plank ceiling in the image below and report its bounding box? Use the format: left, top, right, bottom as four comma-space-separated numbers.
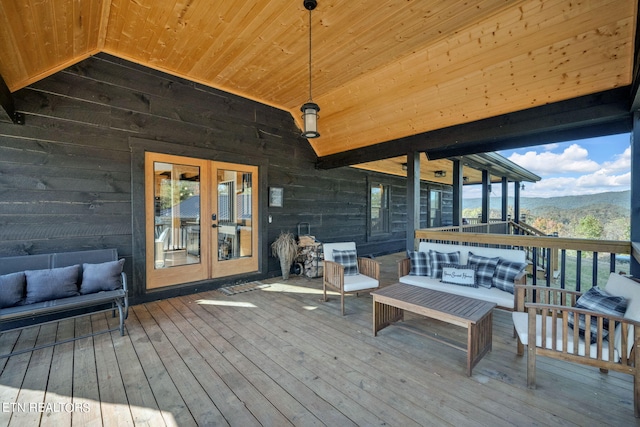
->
0, 0, 636, 162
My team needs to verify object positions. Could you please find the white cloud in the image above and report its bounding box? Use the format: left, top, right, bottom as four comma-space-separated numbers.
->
576, 170, 630, 189
515, 172, 630, 198
600, 146, 630, 174
465, 140, 631, 199
508, 144, 600, 176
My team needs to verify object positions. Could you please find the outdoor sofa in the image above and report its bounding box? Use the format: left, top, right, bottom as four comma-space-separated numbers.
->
0, 248, 128, 357
398, 241, 527, 310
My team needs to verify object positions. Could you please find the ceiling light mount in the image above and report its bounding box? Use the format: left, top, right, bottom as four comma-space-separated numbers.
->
301, 0, 320, 139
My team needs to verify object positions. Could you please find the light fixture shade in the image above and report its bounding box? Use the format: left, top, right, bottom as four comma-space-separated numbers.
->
301, 102, 320, 138
434, 170, 446, 178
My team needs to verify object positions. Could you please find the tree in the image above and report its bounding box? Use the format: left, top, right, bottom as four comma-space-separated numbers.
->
575, 214, 604, 239
531, 217, 565, 236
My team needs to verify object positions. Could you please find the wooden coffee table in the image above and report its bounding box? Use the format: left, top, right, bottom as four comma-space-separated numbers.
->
371, 283, 496, 376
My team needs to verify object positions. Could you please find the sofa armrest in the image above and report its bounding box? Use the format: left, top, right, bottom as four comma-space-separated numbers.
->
120, 271, 129, 318
358, 257, 380, 280
397, 258, 411, 278
514, 270, 527, 284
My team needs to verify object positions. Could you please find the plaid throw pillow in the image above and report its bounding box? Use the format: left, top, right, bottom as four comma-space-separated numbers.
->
441, 263, 477, 287
467, 253, 500, 289
332, 249, 359, 276
408, 251, 430, 276
492, 259, 526, 294
428, 250, 460, 279
567, 287, 628, 344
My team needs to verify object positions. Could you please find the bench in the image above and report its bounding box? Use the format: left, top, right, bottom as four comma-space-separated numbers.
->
512, 273, 640, 417
0, 249, 128, 357
398, 241, 527, 310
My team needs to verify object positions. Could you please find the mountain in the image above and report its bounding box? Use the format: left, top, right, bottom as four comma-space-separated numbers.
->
462, 190, 630, 211
462, 190, 630, 240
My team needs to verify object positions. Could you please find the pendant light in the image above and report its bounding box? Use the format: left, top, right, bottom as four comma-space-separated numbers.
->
301, 0, 320, 138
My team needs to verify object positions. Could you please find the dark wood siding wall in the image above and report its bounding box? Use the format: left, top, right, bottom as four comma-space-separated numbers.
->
0, 53, 451, 302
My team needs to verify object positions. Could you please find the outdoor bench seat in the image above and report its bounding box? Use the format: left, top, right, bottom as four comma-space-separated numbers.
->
512, 273, 640, 417
398, 241, 527, 310
0, 249, 128, 358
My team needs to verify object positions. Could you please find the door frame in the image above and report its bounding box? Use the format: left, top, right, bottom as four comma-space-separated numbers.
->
130, 138, 269, 298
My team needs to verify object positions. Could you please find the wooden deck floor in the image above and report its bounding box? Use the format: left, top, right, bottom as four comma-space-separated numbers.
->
1, 253, 639, 426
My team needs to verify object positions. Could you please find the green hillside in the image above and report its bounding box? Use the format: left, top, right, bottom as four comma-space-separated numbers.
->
462, 190, 630, 241
462, 190, 630, 211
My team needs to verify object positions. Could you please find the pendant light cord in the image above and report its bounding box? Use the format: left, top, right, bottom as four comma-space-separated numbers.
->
308, 8, 313, 102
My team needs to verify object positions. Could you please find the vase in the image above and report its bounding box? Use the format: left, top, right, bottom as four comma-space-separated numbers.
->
279, 257, 291, 280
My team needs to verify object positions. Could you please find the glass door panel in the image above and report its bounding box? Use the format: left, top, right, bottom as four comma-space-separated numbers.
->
154, 161, 201, 268
145, 153, 210, 289
211, 162, 258, 278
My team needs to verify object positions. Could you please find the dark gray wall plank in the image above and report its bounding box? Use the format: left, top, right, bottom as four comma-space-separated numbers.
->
0, 52, 451, 304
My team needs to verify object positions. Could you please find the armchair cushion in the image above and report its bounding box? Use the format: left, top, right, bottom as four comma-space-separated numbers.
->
343, 274, 379, 292
332, 249, 359, 276
603, 273, 640, 358
567, 286, 627, 343
492, 259, 527, 294
428, 250, 460, 279
408, 250, 430, 276
467, 252, 500, 289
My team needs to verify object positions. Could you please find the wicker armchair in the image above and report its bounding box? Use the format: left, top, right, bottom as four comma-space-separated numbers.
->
322, 242, 380, 315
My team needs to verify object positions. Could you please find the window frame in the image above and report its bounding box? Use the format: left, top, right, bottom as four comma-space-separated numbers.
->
369, 181, 391, 238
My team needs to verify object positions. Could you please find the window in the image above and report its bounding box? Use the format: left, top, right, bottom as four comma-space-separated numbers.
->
370, 183, 390, 235
429, 190, 442, 227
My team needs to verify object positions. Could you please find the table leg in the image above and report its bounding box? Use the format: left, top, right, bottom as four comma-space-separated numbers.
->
373, 299, 404, 336
467, 311, 493, 376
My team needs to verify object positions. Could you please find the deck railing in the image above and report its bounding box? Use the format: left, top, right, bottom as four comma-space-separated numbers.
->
415, 228, 632, 292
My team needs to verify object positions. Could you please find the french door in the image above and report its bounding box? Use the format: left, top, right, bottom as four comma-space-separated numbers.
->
145, 153, 259, 289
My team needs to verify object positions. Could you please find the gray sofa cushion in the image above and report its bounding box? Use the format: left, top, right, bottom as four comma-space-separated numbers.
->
408, 250, 430, 276
0, 272, 26, 308
428, 250, 460, 279
24, 265, 80, 304
441, 263, 477, 287
492, 259, 527, 294
80, 259, 125, 294
467, 252, 500, 289
568, 286, 628, 343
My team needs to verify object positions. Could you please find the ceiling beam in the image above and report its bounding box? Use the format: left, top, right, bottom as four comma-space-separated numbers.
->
316, 87, 632, 169
0, 73, 24, 125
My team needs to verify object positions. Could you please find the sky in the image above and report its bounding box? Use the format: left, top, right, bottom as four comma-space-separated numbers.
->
463, 133, 632, 199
